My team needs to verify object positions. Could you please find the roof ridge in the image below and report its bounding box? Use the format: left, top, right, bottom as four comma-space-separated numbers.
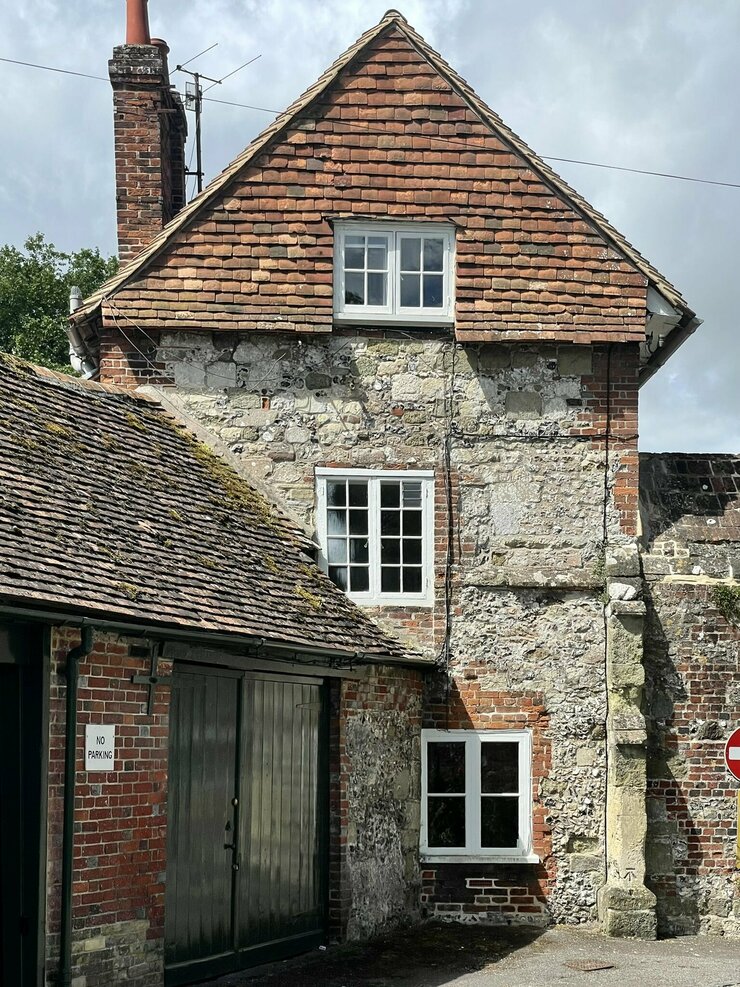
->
0, 352, 159, 404
72, 9, 693, 325
72, 13, 400, 324
390, 18, 690, 313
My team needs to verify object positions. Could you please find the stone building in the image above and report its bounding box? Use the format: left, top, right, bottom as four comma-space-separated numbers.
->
6, 3, 736, 986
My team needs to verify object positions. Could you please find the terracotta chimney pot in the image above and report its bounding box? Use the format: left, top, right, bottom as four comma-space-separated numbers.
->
126, 0, 151, 44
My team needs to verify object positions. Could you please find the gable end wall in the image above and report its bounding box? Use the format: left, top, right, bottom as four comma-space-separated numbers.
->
101, 26, 648, 344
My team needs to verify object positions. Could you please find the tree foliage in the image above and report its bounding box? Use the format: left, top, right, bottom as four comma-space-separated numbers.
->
0, 234, 118, 371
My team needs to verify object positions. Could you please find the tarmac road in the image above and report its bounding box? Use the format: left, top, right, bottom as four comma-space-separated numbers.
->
207, 923, 740, 987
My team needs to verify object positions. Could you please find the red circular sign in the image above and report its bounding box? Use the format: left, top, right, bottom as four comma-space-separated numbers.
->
725, 728, 740, 781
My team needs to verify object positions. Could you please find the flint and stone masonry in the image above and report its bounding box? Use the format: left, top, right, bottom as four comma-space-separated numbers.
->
141, 331, 643, 928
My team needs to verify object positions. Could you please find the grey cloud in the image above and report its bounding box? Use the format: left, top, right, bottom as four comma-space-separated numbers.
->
0, 0, 737, 451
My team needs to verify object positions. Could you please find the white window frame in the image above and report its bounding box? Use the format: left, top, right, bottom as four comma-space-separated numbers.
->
315, 467, 435, 607
333, 222, 455, 325
420, 729, 538, 864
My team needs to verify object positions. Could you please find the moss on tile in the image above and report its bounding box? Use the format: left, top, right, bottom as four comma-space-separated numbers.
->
115, 581, 141, 601
44, 422, 72, 439
125, 411, 148, 432
295, 583, 323, 609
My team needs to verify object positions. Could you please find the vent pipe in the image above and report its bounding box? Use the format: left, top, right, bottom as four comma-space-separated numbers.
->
66, 287, 98, 378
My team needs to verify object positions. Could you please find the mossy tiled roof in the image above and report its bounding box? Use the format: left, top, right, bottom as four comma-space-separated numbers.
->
0, 354, 411, 660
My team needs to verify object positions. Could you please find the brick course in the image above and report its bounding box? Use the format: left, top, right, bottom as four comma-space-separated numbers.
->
45, 628, 171, 987
421, 680, 553, 924
110, 43, 187, 263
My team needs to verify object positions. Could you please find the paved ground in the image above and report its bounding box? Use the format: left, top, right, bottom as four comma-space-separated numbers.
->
205, 923, 740, 987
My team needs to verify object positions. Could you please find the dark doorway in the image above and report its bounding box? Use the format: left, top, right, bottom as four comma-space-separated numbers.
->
0, 621, 46, 987
165, 665, 328, 986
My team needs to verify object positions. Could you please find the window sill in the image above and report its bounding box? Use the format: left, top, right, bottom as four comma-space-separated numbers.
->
334, 313, 454, 328
348, 596, 434, 609
420, 853, 541, 865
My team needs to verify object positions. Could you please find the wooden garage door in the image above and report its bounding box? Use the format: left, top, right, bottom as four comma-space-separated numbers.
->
164, 666, 328, 985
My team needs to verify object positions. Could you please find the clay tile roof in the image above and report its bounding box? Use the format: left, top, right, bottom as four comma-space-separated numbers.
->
72, 9, 694, 328
0, 353, 415, 661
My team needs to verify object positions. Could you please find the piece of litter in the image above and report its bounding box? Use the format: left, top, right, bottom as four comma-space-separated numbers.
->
564, 959, 616, 972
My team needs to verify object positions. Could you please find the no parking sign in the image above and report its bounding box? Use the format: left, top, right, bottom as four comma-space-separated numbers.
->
725, 728, 740, 781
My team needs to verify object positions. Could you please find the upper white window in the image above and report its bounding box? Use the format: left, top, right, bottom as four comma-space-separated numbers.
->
421, 730, 536, 862
333, 223, 455, 324
316, 468, 434, 606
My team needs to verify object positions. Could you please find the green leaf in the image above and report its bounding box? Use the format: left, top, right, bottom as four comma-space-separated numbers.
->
0, 233, 118, 372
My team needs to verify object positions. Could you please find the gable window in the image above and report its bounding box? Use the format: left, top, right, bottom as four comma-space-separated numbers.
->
421, 730, 536, 862
316, 468, 434, 606
334, 223, 454, 324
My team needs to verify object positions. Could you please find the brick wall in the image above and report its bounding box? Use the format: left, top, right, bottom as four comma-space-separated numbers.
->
641, 453, 740, 937
46, 628, 171, 987
420, 680, 553, 925
109, 44, 187, 263
577, 344, 641, 535
644, 583, 740, 936
101, 24, 648, 340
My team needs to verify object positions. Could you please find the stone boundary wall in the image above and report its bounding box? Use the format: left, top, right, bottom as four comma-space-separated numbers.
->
641, 453, 740, 937
644, 583, 740, 936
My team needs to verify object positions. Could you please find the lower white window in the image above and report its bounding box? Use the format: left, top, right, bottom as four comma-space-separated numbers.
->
421, 730, 535, 861
316, 468, 434, 606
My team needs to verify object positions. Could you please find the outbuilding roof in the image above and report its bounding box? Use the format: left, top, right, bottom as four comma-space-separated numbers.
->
0, 353, 412, 661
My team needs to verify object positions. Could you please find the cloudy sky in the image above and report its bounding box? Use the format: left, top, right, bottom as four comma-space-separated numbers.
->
0, 0, 737, 452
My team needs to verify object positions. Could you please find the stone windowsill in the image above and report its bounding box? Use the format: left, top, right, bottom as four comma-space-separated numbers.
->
420, 853, 541, 865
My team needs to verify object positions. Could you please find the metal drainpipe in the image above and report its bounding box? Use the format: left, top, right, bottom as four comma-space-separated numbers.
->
59, 625, 94, 987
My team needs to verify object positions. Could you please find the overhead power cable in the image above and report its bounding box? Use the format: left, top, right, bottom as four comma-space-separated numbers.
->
200, 94, 740, 191
1, 53, 739, 191
0, 55, 107, 82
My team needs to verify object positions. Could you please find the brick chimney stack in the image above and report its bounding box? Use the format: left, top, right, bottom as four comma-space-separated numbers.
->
109, 0, 188, 263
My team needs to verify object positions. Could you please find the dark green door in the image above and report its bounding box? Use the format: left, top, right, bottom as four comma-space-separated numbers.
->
165, 666, 327, 985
